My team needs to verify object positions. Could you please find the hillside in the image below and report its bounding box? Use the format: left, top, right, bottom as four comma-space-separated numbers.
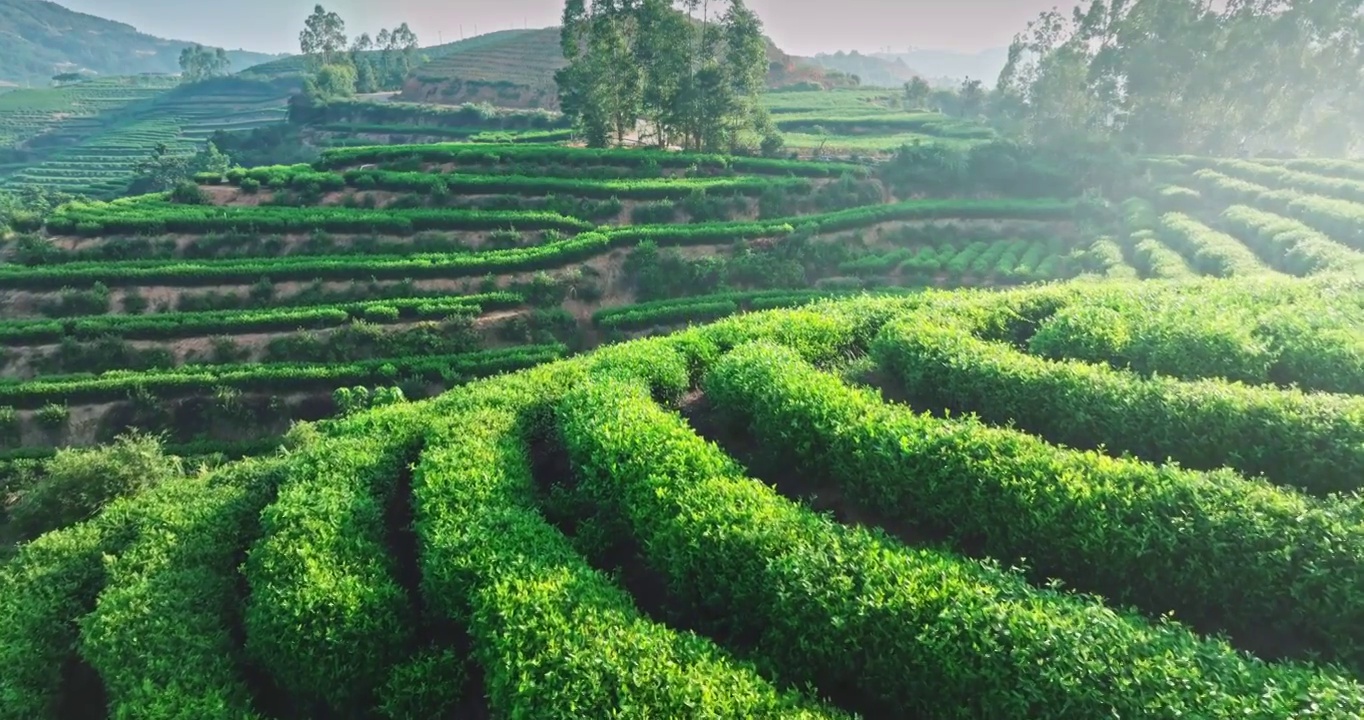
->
4, 134, 1364, 713
808, 50, 922, 87
0, 0, 284, 86
0, 75, 299, 197
4, 275, 1364, 715
401, 26, 855, 109
873, 46, 1011, 86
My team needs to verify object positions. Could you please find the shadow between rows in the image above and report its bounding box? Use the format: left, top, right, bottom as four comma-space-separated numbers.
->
525, 401, 905, 719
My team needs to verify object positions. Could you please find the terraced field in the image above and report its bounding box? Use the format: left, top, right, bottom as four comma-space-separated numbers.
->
401, 28, 567, 108
0, 76, 297, 198
0, 141, 1094, 459
0, 76, 178, 150
4, 274, 1364, 718
763, 88, 996, 155
7, 138, 1364, 716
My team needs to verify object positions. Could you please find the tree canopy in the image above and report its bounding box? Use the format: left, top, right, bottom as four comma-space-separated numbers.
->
178, 44, 231, 83
996, 0, 1364, 156
298, 5, 421, 98
555, 0, 781, 154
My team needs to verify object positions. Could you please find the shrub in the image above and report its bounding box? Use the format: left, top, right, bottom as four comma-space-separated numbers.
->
168, 181, 210, 206
34, 403, 69, 432
8, 433, 183, 542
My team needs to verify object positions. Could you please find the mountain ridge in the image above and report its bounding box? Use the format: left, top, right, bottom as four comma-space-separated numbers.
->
0, 0, 285, 86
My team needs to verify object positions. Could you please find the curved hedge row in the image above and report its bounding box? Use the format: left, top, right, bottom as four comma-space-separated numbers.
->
0, 522, 126, 719
243, 431, 419, 712
207, 165, 814, 201
46, 201, 593, 237
562, 374, 1364, 717
705, 340, 1364, 672
1219, 205, 1364, 275
1209, 159, 1364, 205
410, 344, 844, 718
0, 292, 518, 345
314, 142, 869, 178
1156, 212, 1272, 277
0, 344, 565, 408
1026, 288, 1364, 395
1130, 232, 1196, 278
876, 316, 1364, 495
1183, 169, 1364, 250
79, 460, 284, 719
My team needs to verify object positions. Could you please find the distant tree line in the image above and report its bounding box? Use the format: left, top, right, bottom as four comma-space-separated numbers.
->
297, 4, 421, 101
555, 0, 781, 154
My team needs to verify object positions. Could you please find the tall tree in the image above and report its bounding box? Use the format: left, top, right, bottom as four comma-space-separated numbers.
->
299, 4, 348, 67
557, 0, 773, 152
998, 0, 1364, 155
350, 33, 378, 93
178, 44, 230, 83
903, 76, 931, 109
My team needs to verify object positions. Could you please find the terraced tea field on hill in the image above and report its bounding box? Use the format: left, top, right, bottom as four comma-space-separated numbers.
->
0, 142, 1098, 460
4, 274, 1364, 718
763, 88, 997, 155
0, 76, 297, 198
5, 138, 1364, 717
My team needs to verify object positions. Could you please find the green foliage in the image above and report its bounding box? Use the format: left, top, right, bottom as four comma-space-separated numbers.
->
877, 315, 1364, 495
8, 433, 183, 541
560, 375, 1364, 717
78, 459, 284, 719
33, 402, 68, 431
405, 337, 839, 718
996, 2, 1364, 154
244, 430, 419, 713
707, 340, 1364, 672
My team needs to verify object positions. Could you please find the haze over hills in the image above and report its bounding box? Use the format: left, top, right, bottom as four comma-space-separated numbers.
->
0, 0, 285, 86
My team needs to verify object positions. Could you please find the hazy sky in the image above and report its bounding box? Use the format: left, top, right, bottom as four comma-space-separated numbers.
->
52, 0, 1056, 56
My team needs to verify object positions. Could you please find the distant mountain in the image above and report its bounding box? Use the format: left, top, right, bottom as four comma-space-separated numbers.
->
872, 47, 1010, 87
0, 0, 285, 86
807, 50, 921, 88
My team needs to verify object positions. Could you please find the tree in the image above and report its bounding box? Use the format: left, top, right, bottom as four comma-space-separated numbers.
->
997, 0, 1364, 155
557, 0, 773, 152
903, 76, 931, 108
304, 63, 358, 101
299, 4, 348, 67
178, 44, 231, 83
376, 23, 420, 89
958, 77, 985, 118
350, 33, 379, 93
127, 142, 235, 195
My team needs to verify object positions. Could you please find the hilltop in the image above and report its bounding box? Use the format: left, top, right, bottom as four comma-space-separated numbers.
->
0, 0, 284, 86
401, 25, 857, 109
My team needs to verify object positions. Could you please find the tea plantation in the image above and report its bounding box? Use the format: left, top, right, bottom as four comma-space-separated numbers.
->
3, 129, 1364, 717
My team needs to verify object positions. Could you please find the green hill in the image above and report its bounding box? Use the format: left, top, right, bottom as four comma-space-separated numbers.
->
0, 75, 298, 196
400, 26, 855, 109
2, 134, 1364, 716
0, 0, 284, 86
